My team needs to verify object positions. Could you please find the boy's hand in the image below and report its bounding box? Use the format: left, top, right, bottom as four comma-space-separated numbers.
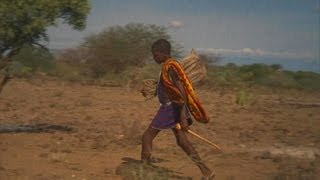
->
175, 122, 189, 132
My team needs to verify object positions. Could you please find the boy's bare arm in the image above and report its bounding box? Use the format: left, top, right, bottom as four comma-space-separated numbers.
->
169, 68, 189, 131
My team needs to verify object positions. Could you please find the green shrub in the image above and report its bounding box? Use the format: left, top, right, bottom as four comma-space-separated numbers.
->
269, 64, 283, 70
12, 46, 55, 73
289, 71, 320, 90
236, 90, 250, 106
239, 63, 272, 81
3, 61, 32, 77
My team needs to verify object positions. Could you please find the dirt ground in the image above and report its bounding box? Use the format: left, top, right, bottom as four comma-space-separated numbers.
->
0, 77, 319, 180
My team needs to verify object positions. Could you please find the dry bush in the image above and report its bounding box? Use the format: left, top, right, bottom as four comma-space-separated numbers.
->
83, 23, 182, 77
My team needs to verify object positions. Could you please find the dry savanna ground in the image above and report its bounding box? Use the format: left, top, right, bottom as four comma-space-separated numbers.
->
0, 76, 319, 180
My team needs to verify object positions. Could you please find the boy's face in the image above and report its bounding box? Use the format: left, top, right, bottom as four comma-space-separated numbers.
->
152, 51, 165, 64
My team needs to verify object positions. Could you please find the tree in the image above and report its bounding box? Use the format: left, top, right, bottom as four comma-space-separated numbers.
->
0, 0, 90, 58
12, 45, 55, 73
83, 23, 182, 77
0, 0, 91, 93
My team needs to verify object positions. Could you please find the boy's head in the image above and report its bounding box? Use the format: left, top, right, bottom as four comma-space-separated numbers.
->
151, 39, 171, 64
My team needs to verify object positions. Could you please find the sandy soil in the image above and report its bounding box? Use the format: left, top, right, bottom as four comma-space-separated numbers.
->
0, 77, 319, 180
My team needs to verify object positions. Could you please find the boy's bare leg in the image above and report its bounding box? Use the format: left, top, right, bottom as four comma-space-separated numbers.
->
141, 126, 161, 162
172, 128, 214, 178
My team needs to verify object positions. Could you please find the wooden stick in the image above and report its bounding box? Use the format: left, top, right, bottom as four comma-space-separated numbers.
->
187, 129, 221, 150
176, 124, 221, 150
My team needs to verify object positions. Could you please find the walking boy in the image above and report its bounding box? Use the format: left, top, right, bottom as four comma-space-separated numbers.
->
141, 39, 215, 179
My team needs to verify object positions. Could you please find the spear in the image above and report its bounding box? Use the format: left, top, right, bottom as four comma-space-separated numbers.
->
176, 123, 221, 151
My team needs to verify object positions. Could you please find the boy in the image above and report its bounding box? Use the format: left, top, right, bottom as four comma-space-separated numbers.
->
141, 39, 215, 179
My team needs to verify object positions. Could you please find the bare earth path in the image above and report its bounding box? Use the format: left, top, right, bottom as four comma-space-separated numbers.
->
0, 77, 319, 180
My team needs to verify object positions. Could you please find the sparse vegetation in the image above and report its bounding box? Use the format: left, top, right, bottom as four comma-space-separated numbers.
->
202, 63, 320, 91
7, 50, 320, 92
1, 10, 317, 92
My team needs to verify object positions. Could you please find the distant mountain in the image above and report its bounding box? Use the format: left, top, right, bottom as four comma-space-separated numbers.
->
216, 55, 320, 73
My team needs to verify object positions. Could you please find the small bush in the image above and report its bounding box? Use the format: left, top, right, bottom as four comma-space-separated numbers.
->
236, 90, 250, 106
239, 63, 272, 80
5, 61, 33, 77
83, 23, 182, 76
12, 45, 55, 74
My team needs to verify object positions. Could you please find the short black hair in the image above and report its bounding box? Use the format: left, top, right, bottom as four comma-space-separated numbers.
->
151, 39, 171, 54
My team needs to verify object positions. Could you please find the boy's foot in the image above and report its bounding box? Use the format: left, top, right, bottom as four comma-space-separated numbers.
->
201, 172, 215, 180
141, 157, 161, 164
141, 159, 151, 165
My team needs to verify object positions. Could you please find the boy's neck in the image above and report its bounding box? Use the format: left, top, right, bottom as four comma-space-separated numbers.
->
163, 55, 172, 62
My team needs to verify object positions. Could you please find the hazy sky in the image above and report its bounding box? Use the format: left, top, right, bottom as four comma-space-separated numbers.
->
48, 0, 320, 60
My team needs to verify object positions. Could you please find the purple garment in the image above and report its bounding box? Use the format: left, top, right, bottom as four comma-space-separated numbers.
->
151, 103, 179, 130
151, 103, 192, 130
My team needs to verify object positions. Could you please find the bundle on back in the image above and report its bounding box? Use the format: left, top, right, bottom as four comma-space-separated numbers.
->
180, 49, 207, 84
140, 49, 207, 99
140, 79, 157, 99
